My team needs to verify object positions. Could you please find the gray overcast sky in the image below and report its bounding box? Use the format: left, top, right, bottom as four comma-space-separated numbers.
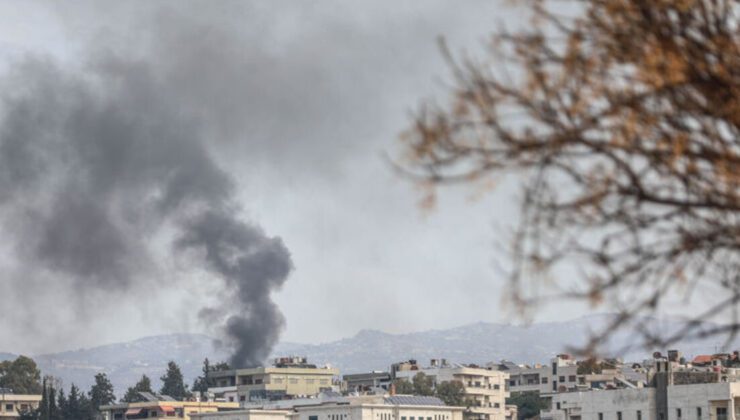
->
0, 1, 592, 355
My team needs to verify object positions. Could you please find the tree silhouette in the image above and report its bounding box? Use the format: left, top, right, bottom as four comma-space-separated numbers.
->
400, 0, 739, 354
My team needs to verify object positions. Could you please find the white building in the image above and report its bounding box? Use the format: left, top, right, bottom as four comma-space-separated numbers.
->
543, 388, 657, 420
191, 395, 465, 420
542, 381, 740, 420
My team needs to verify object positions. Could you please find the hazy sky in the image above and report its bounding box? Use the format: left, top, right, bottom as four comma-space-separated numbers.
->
0, 1, 593, 355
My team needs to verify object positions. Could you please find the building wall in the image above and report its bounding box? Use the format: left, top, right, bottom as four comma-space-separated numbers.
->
294, 404, 464, 420
545, 388, 657, 420
192, 404, 463, 420
191, 409, 294, 420
666, 382, 740, 420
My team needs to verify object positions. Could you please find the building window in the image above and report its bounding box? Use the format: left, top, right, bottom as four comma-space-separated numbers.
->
495, 403, 500, 408
697, 408, 702, 420
510, 380, 516, 386
240, 396, 246, 402
306, 379, 315, 384
401, 417, 406, 420
552, 382, 557, 391
290, 378, 299, 384
568, 376, 576, 382
637, 411, 642, 420
5, 404, 13, 412
598, 413, 603, 420
310, 416, 318, 420
552, 362, 557, 375
541, 378, 548, 384
716, 408, 727, 420
556, 403, 561, 410
559, 376, 565, 382
494, 384, 500, 390
677, 409, 682, 419
617, 412, 622, 420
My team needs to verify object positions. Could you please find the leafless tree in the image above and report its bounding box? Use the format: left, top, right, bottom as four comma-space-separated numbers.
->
400, 0, 739, 354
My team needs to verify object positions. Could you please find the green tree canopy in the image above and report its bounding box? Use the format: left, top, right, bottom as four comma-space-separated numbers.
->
0, 356, 42, 394
122, 375, 153, 403
160, 361, 191, 401
411, 372, 435, 396
392, 378, 414, 395
88, 373, 115, 412
507, 392, 549, 420
435, 381, 466, 406
192, 359, 231, 398
60, 384, 92, 420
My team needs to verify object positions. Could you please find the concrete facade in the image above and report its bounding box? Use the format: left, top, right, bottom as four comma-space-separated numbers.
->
543, 388, 657, 420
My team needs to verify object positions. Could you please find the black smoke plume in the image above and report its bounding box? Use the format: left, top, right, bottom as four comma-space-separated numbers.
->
0, 52, 292, 367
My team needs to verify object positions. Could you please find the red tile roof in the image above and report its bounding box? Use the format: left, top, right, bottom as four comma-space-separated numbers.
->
692, 355, 713, 364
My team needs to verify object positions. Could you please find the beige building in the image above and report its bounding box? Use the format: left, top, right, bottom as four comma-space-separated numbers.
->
0, 393, 42, 419
99, 400, 239, 420
393, 360, 509, 420
210, 357, 339, 404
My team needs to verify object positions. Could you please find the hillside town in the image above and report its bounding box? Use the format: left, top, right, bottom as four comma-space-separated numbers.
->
0, 1, 737, 420
5, 350, 740, 420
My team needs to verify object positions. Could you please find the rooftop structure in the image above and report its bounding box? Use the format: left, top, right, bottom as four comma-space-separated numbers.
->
99, 399, 239, 420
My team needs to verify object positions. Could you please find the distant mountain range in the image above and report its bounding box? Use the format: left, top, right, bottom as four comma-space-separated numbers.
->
0, 314, 733, 397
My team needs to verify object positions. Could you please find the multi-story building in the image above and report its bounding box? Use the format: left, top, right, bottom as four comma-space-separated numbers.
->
0, 391, 42, 420
393, 360, 509, 420
191, 395, 465, 420
209, 357, 340, 404
99, 400, 239, 420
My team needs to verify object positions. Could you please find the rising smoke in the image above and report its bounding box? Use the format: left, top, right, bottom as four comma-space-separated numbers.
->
0, 49, 292, 367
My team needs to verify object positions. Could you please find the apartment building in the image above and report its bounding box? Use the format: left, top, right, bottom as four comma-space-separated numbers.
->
494, 355, 640, 399
393, 360, 509, 420
191, 395, 465, 420
209, 357, 340, 403
0, 392, 42, 420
